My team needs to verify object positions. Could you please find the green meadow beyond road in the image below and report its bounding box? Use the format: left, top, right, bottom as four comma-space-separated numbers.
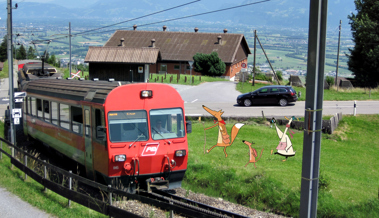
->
168, 82, 379, 118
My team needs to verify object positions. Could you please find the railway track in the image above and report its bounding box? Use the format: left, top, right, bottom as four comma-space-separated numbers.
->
15, 141, 248, 218
139, 190, 249, 218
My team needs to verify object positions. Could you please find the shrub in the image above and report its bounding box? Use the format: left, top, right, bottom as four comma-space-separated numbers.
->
326, 76, 335, 86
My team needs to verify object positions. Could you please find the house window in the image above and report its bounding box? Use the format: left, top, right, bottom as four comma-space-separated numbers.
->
160, 64, 167, 72
174, 65, 180, 70
186, 65, 190, 70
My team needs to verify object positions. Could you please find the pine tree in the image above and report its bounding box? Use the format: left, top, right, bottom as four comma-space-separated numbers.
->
16, 44, 27, 60
48, 54, 56, 66
0, 35, 8, 62
27, 46, 36, 59
347, 0, 379, 88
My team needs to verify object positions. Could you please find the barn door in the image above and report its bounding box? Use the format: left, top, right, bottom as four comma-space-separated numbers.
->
84, 106, 94, 179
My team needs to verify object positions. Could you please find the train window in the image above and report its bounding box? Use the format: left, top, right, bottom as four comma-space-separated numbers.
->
43, 100, 50, 122
150, 108, 185, 140
60, 104, 70, 130
51, 102, 58, 125
24, 97, 29, 115
108, 110, 148, 143
93, 108, 106, 143
84, 109, 90, 137
31, 97, 36, 116
71, 106, 83, 134
37, 99, 43, 118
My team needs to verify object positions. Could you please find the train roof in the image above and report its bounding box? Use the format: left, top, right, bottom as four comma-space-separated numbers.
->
23, 62, 56, 70
23, 78, 130, 104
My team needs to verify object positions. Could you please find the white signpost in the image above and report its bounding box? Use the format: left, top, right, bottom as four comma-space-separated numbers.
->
12, 108, 22, 125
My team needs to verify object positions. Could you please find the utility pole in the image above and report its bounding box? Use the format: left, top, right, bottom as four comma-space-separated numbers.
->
335, 20, 342, 92
7, 0, 17, 145
299, 0, 328, 217
256, 34, 280, 85
69, 22, 72, 77
252, 30, 257, 86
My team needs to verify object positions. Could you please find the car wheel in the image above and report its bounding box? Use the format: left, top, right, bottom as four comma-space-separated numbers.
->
244, 99, 252, 107
279, 98, 288, 106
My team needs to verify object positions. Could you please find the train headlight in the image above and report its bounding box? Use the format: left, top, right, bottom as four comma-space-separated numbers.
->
141, 90, 152, 98
175, 150, 186, 157
114, 154, 126, 162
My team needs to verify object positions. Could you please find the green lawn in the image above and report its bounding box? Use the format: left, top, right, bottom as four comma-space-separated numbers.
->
236, 81, 379, 101
0, 115, 378, 217
184, 115, 379, 217
149, 73, 228, 85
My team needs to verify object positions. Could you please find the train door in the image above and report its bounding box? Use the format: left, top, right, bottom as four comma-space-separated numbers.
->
84, 106, 94, 179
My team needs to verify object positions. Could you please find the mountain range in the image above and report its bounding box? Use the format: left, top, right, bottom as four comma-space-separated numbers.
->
1, 0, 356, 30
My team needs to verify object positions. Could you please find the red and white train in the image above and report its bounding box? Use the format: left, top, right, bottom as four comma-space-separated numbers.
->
21, 78, 191, 192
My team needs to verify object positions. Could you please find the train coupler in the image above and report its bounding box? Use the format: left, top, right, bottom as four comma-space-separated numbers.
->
146, 177, 169, 193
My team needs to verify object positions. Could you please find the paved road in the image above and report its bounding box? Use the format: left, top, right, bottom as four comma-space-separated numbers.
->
169, 82, 379, 117
0, 187, 52, 218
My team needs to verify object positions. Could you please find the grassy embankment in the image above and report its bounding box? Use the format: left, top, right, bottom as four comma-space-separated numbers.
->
184, 115, 379, 217
0, 121, 107, 217
236, 81, 379, 101
0, 116, 378, 217
149, 73, 228, 85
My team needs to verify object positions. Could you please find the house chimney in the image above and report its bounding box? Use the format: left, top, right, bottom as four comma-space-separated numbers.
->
163, 25, 167, 31
151, 39, 156, 48
217, 36, 222, 44
194, 27, 199, 32
120, 38, 124, 47
223, 28, 228, 33
133, 24, 137, 30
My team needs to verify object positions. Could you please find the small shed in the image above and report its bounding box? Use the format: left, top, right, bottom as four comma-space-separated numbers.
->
85, 47, 161, 82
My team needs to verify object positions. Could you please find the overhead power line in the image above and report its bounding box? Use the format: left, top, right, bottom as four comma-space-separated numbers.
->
76, 0, 201, 36
37, 0, 271, 42
79, 0, 271, 36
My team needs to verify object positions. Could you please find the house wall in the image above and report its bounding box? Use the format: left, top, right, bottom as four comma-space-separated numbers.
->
150, 61, 249, 78
89, 63, 146, 82
227, 58, 248, 79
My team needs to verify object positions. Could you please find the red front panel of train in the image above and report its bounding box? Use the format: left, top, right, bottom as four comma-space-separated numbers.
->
104, 83, 188, 178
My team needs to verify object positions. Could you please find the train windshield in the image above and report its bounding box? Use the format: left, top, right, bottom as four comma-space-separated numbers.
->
108, 110, 148, 142
150, 108, 185, 140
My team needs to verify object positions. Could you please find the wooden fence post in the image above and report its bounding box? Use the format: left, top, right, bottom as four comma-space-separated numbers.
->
44, 160, 47, 192
0, 141, 2, 160
108, 184, 112, 218
68, 170, 72, 207
24, 151, 27, 181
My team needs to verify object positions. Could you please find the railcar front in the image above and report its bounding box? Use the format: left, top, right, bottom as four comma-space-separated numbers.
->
99, 83, 190, 192
22, 79, 190, 193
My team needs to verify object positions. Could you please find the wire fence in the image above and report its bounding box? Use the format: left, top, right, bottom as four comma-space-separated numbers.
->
0, 137, 143, 218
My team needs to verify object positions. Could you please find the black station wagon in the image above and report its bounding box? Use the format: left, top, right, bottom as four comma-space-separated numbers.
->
237, 85, 298, 107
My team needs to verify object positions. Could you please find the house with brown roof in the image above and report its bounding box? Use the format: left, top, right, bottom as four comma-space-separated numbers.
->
85, 26, 251, 82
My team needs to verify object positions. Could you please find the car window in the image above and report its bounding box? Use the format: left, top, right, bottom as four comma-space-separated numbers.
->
279, 88, 287, 93
270, 88, 279, 93
259, 88, 268, 93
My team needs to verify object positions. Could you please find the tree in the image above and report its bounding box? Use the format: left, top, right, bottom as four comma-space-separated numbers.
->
0, 35, 8, 62
16, 44, 27, 60
48, 54, 57, 66
193, 52, 226, 76
27, 46, 36, 59
43, 51, 49, 62
347, 0, 379, 88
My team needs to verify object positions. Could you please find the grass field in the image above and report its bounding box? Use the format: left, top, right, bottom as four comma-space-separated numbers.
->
183, 115, 379, 217
149, 73, 228, 85
0, 116, 378, 217
236, 81, 379, 101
